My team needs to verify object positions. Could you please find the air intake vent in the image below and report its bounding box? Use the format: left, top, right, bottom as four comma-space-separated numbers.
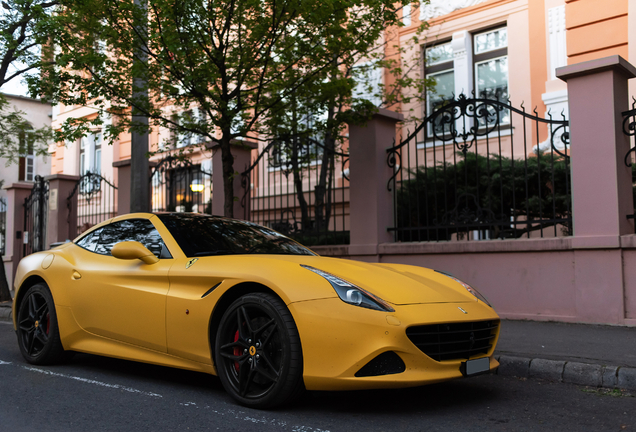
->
355, 351, 406, 377
406, 320, 499, 362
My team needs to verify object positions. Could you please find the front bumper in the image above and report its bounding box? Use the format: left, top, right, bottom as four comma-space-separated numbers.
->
289, 298, 500, 391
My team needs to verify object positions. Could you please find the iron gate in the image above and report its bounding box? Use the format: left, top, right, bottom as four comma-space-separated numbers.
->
23, 175, 49, 255
387, 94, 571, 242
67, 171, 118, 237
240, 136, 350, 246
150, 156, 212, 214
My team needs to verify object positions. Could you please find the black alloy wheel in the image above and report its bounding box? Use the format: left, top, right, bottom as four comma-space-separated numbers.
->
16, 283, 69, 365
215, 292, 304, 408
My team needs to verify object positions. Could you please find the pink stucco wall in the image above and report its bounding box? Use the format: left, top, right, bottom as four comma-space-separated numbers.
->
313, 236, 636, 326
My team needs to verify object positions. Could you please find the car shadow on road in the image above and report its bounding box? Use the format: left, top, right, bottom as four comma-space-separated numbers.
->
60, 351, 502, 414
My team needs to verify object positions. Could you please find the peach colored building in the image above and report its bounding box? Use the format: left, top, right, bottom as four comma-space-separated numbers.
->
395, 0, 636, 134
46, 0, 636, 231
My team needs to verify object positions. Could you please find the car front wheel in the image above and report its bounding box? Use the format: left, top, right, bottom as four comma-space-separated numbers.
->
215, 292, 304, 408
16, 283, 70, 365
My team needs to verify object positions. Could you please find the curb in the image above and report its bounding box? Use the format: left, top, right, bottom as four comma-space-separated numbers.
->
497, 355, 636, 391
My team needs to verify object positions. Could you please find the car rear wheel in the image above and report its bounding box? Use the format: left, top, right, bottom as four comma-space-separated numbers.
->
215, 292, 304, 408
16, 283, 70, 365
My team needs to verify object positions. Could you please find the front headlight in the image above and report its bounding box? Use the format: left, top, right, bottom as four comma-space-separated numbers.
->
435, 270, 492, 307
301, 265, 394, 312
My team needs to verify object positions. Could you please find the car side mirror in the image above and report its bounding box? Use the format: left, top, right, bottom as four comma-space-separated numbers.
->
111, 241, 159, 265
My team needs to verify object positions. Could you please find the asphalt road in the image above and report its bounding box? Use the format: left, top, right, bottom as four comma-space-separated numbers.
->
0, 322, 633, 432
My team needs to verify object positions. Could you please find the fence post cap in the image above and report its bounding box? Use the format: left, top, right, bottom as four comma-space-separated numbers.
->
44, 174, 80, 182
374, 108, 404, 122
556, 55, 636, 82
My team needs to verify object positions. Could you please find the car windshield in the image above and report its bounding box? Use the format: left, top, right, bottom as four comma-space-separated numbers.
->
157, 213, 316, 257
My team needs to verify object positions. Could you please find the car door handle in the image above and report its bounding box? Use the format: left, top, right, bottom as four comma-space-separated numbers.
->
72, 271, 82, 280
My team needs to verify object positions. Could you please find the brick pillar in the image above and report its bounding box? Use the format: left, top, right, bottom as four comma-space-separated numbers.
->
46, 174, 80, 246
557, 55, 636, 324
348, 108, 403, 260
210, 140, 258, 219
4, 183, 33, 287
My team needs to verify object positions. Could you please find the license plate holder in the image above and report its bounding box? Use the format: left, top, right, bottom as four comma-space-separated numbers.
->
461, 357, 490, 376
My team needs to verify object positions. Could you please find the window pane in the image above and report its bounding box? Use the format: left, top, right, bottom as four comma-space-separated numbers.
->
94, 148, 101, 174
92, 219, 167, 258
426, 42, 453, 66
426, 70, 455, 135
75, 228, 102, 252
476, 56, 508, 100
476, 56, 509, 124
474, 28, 507, 54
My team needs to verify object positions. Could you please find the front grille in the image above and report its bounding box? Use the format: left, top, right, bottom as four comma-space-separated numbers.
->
406, 320, 499, 362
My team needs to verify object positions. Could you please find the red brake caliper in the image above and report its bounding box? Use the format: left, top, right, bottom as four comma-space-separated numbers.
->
233, 330, 240, 372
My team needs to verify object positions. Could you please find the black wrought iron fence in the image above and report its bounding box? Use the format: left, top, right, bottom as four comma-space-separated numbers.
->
0, 197, 6, 256
150, 156, 212, 214
387, 94, 571, 242
67, 171, 118, 237
23, 175, 49, 255
622, 98, 636, 225
241, 137, 350, 246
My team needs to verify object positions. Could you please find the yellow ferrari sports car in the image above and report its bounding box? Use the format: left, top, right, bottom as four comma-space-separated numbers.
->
13, 212, 500, 408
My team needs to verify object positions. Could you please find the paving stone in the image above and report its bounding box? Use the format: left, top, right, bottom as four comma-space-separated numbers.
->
529, 358, 565, 382
563, 361, 602, 387
602, 365, 619, 388
617, 367, 636, 391
496, 355, 530, 378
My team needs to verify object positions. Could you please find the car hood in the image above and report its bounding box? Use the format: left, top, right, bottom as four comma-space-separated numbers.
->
255, 255, 476, 305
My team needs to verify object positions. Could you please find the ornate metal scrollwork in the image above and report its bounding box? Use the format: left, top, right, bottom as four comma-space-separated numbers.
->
622, 99, 636, 167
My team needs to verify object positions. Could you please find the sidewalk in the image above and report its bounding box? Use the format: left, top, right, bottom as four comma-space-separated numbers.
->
1, 300, 634, 390
495, 319, 636, 391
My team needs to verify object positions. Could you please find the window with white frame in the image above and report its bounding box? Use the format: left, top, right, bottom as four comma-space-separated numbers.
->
79, 131, 102, 175
18, 126, 35, 182
425, 41, 454, 136
473, 26, 509, 124
352, 61, 384, 107
174, 107, 208, 147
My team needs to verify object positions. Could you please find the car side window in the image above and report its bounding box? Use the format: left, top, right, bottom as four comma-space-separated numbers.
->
75, 228, 103, 252
77, 219, 171, 259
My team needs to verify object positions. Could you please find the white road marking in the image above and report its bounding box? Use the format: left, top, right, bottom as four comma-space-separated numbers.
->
191, 407, 330, 431
1, 358, 330, 431
23, 366, 163, 398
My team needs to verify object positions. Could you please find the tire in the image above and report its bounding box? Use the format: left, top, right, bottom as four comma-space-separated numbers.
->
16, 283, 71, 365
214, 293, 304, 409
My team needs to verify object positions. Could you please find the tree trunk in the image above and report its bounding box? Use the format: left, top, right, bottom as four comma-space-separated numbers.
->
291, 137, 311, 231
220, 133, 235, 218
130, 0, 150, 213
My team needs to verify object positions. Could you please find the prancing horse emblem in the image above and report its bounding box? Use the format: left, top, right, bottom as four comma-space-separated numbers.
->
458, 306, 468, 314
186, 258, 198, 269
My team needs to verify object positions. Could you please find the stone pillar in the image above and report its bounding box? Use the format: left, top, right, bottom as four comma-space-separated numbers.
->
113, 159, 131, 215
557, 56, 636, 238
46, 174, 80, 246
348, 109, 403, 260
4, 183, 33, 287
557, 55, 636, 324
209, 140, 258, 219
